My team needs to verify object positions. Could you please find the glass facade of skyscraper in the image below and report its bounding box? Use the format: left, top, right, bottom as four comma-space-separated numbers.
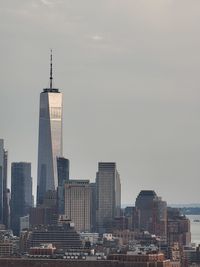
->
37, 88, 63, 205
11, 162, 32, 235
96, 162, 121, 233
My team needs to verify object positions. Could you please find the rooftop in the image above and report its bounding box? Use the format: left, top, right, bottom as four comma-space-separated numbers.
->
43, 88, 60, 93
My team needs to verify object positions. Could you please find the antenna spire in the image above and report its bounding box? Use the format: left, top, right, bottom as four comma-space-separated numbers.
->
50, 49, 53, 89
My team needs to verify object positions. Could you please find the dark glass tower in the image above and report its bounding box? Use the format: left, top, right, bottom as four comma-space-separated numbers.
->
57, 157, 70, 214
57, 157, 70, 186
135, 190, 157, 233
11, 162, 32, 235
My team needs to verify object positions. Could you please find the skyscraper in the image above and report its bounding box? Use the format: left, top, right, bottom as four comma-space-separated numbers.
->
0, 139, 9, 228
11, 162, 32, 235
89, 182, 97, 232
64, 180, 92, 232
96, 162, 121, 233
152, 196, 167, 242
57, 157, 70, 214
37, 52, 63, 205
135, 190, 167, 241
167, 207, 191, 248
3, 150, 10, 229
57, 157, 70, 185
135, 190, 157, 233
0, 139, 4, 224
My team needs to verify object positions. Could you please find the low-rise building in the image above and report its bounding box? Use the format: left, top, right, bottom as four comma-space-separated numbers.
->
29, 243, 56, 256
108, 252, 172, 266
113, 229, 135, 245
29, 222, 82, 251
80, 232, 99, 245
0, 241, 13, 257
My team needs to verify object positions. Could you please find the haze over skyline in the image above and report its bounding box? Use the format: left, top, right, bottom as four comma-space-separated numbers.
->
1, 0, 200, 204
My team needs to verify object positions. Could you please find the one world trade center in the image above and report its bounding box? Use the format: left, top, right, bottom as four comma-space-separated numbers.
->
37, 51, 63, 205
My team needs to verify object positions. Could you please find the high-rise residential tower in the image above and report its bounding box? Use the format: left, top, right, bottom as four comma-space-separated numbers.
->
11, 162, 32, 235
37, 52, 63, 205
96, 162, 121, 233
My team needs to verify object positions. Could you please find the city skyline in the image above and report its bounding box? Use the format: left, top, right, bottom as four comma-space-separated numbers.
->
1, 0, 200, 204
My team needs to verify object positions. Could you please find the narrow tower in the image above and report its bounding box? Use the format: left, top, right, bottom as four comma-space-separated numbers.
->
37, 51, 63, 205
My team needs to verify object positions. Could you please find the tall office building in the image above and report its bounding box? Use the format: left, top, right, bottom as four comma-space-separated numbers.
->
90, 182, 97, 232
0, 140, 4, 224
3, 188, 10, 229
64, 180, 91, 232
11, 162, 32, 235
57, 157, 70, 185
30, 190, 58, 227
167, 207, 191, 248
57, 157, 70, 214
135, 190, 167, 241
152, 197, 167, 241
37, 52, 63, 205
3, 150, 10, 229
135, 190, 157, 233
0, 140, 9, 228
96, 162, 121, 233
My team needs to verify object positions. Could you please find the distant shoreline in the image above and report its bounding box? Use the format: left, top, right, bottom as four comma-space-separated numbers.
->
179, 208, 200, 215
122, 205, 200, 215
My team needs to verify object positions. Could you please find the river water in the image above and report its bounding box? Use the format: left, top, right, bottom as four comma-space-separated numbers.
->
187, 215, 200, 245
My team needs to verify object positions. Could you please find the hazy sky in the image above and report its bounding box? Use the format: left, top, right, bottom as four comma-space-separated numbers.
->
1, 0, 200, 205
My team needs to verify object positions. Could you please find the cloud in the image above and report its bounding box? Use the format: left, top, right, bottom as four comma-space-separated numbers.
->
39, 0, 63, 6
91, 35, 104, 42
39, 0, 52, 5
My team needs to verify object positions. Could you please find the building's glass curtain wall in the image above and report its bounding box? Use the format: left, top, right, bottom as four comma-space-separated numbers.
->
37, 89, 63, 205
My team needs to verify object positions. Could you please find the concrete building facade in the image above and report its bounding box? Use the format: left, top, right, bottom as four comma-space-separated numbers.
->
65, 180, 91, 232
167, 208, 191, 248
